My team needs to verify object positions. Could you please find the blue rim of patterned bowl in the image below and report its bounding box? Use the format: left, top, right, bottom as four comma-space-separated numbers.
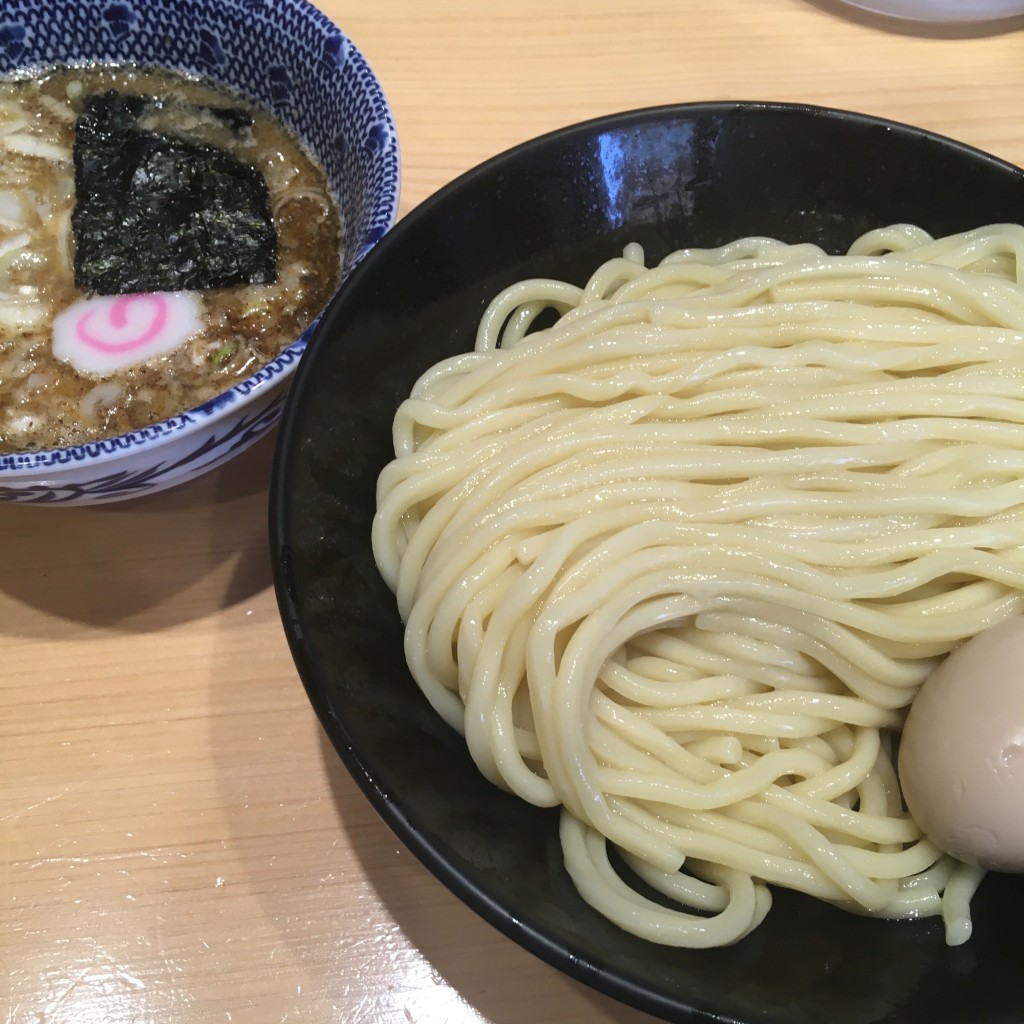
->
0, 0, 400, 477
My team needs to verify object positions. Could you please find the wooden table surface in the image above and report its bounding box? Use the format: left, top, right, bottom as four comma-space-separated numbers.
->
4, 3, 1024, 1022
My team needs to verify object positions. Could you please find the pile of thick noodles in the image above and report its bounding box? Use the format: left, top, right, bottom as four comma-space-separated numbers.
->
372, 224, 1024, 948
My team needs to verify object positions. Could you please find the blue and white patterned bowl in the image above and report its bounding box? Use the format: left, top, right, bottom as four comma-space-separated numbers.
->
0, 0, 399, 504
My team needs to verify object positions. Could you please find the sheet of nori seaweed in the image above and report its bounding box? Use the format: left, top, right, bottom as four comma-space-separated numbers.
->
72, 91, 277, 295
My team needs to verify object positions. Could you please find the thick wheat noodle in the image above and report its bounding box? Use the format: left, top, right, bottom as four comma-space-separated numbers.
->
372, 223, 1024, 948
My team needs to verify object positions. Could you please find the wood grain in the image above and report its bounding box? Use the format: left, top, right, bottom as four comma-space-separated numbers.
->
3, 3, 1024, 1022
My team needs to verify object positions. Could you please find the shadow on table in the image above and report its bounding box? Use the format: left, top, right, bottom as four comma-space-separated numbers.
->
314, 729, 661, 1024
199, 531, 660, 1023
0, 429, 277, 637
807, 0, 1024, 36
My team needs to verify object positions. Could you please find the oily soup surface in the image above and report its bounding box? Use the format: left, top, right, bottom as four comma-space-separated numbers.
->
0, 65, 342, 453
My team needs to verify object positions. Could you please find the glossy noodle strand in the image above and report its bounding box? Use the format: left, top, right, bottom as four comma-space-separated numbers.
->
372, 224, 1024, 948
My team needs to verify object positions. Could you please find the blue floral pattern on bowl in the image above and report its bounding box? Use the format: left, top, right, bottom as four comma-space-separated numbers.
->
0, 0, 400, 504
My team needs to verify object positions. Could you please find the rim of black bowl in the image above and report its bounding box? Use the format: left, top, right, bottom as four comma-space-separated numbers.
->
269, 100, 1024, 1024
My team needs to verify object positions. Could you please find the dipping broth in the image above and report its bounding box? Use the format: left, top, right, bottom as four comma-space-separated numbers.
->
0, 65, 342, 453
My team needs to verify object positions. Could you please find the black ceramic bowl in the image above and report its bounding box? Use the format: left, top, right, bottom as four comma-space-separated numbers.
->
270, 102, 1024, 1024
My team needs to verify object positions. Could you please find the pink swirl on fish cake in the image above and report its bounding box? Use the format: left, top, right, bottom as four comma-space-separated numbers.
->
53, 291, 203, 375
